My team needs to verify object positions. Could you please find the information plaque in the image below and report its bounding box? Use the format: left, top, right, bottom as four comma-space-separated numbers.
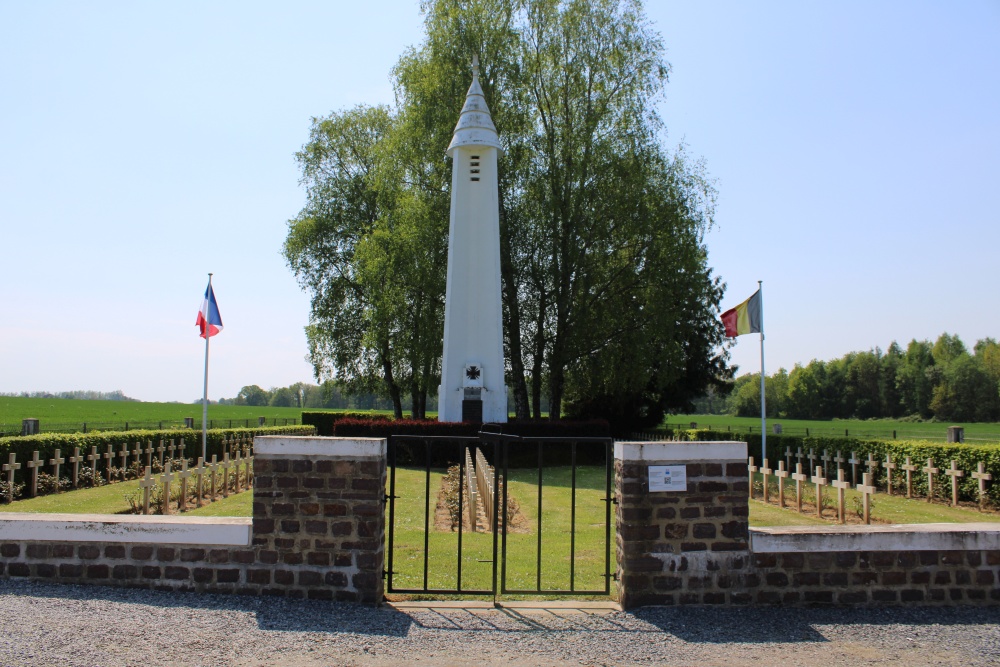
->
648, 465, 687, 492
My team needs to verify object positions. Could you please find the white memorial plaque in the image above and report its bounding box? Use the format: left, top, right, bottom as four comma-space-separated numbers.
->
648, 465, 687, 492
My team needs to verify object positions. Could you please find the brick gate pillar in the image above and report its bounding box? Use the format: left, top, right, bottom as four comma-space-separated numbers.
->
252, 436, 385, 603
615, 441, 750, 608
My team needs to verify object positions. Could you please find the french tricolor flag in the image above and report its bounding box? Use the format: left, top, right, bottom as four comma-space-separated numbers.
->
196, 282, 224, 338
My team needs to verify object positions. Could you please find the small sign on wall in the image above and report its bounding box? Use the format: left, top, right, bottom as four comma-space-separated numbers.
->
648, 465, 687, 492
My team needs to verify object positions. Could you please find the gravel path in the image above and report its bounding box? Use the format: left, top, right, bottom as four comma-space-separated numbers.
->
0, 580, 998, 666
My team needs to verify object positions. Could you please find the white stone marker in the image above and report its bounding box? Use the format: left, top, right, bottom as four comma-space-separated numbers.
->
438, 55, 507, 423
48, 450, 64, 493
883, 453, 896, 495
945, 460, 964, 507
811, 466, 828, 518
902, 456, 918, 498
775, 460, 789, 508
792, 463, 808, 513
832, 468, 851, 524
972, 462, 992, 512
924, 457, 940, 503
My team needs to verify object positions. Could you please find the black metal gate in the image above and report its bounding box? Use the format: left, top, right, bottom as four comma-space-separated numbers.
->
385, 430, 614, 600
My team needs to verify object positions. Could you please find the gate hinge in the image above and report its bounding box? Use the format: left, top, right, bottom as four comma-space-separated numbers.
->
382, 568, 397, 580
602, 572, 619, 581
384, 494, 398, 503
600, 496, 619, 505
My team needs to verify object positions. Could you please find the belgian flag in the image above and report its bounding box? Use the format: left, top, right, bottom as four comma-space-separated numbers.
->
721, 289, 762, 338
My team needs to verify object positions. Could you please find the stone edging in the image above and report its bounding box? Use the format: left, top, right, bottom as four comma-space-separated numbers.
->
614, 441, 746, 462
0, 514, 251, 546
751, 523, 1000, 553
253, 436, 386, 459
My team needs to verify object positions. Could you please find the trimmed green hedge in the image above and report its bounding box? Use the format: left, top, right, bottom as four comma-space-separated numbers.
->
0, 425, 316, 487
301, 411, 392, 435
664, 429, 1000, 506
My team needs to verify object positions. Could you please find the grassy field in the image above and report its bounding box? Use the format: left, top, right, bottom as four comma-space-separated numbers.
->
0, 396, 322, 434
0, 479, 252, 516
751, 471, 1000, 525
667, 414, 1000, 444
387, 465, 611, 596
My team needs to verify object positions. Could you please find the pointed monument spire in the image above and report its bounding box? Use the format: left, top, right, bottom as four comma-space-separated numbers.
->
447, 54, 503, 157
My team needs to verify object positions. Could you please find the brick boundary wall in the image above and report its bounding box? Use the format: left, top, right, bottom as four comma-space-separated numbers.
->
2, 437, 998, 608
615, 441, 751, 607
750, 525, 1000, 605
0, 437, 385, 603
615, 441, 1000, 608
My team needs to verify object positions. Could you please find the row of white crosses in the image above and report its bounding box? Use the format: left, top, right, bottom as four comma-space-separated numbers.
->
751, 455, 881, 525
749, 452, 994, 525
1, 439, 190, 500
136, 451, 253, 515
1, 431, 268, 504
781, 446, 994, 511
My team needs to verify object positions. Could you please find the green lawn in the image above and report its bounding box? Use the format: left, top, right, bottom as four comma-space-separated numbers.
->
387, 465, 612, 597
751, 472, 1000, 525
0, 479, 251, 516
667, 414, 1000, 443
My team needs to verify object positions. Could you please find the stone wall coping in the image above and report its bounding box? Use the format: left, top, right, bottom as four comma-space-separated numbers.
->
614, 441, 747, 463
254, 436, 386, 459
751, 523, 1000, 553
0, 513, 251, 546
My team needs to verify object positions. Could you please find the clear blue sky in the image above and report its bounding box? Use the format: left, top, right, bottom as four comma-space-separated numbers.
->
1, 1, 997, 403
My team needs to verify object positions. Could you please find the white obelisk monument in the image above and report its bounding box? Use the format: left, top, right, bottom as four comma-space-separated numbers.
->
438, 56, 507, 423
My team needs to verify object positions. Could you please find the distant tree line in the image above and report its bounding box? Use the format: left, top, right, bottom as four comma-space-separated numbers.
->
692, 333, 1000, 423
1, 390, 137, 401
203, 382, 418, 412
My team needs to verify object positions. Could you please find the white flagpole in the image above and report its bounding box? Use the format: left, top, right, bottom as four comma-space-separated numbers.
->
758, 280, 766, 464
202, 273, 213, 462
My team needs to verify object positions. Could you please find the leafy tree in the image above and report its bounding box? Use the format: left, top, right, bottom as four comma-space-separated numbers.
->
284, 105, 444, 419
879, 342, 905, 419
235, 385, 269, 407
930, 353, 1000, 422
732, 369, 786, 419
932, 332, 967, 365
288, 0, 728, 425
268, 387, 295, 408
843, 350, 882, 419
786, 361, 828, 420
896, 339, 936, 417
974, 338, 1000, 384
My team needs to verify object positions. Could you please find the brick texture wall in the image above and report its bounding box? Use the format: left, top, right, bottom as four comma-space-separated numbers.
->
615, 442, 752, 608
0, 437, 386, 603
251, 453, 385, 602
615, 441, 1000, 608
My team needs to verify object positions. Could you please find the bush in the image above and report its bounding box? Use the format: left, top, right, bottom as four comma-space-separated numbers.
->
302, 411, 392, 436
0, 479, 24, 503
